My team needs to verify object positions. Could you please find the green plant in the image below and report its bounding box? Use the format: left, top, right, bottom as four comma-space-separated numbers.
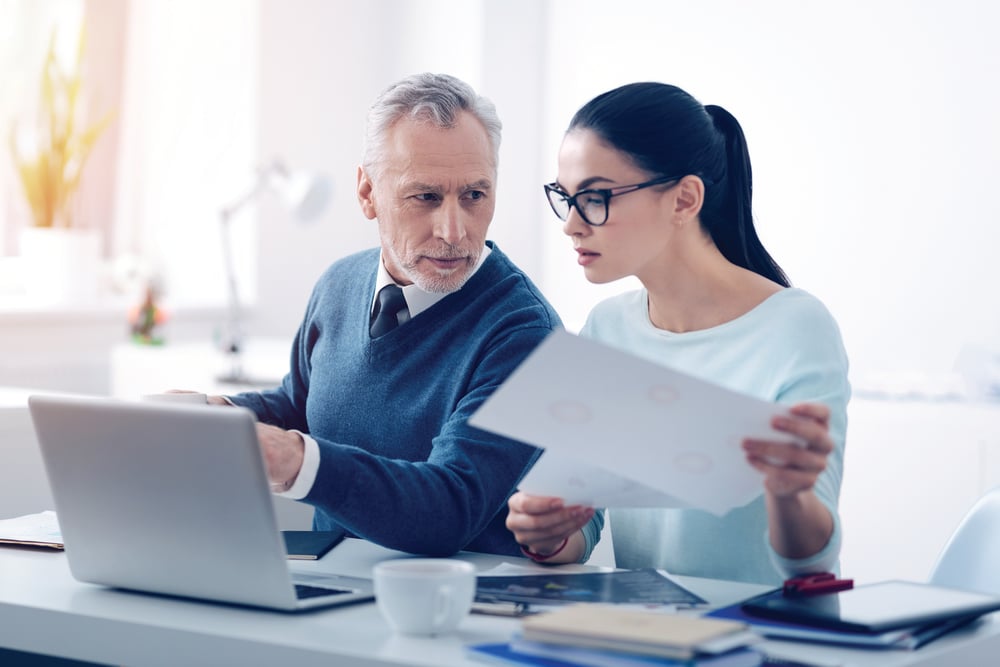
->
8, 24, 113, 229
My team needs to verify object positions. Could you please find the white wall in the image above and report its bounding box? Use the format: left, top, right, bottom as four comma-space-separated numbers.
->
251, 0, 551, 341
541, 0, 1000, 381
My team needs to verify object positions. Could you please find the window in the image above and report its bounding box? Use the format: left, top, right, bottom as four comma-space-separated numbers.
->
0, 0, 258, 310
0, 0, 85, 263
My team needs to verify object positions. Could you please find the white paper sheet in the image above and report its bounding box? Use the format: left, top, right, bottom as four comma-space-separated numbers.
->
470, 330, 800, 516
0, 510, 63, 547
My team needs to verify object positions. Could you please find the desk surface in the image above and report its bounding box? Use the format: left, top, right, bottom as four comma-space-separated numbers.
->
1, 538, 999, 667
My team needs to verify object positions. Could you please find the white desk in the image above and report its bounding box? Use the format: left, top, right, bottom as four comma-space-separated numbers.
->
1, 539, 999, 667
110, 338, 292, 399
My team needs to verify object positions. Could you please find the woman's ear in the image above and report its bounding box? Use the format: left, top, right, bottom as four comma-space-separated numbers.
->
670, 175, 705, 225
357, 166, 378, 220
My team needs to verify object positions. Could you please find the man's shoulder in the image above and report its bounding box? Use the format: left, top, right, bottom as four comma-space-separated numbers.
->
477, 243, 560, 327
316, 248, 380, 282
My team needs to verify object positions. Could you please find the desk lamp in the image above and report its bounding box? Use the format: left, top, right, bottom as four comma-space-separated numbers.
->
217, 159, 331, 385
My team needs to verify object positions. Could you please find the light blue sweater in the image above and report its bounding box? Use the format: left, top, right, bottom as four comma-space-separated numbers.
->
229, 243, 561, 557
581, 287, 850, 584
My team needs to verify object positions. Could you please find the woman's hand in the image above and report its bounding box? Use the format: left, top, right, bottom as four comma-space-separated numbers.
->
506, 492, 594, 563
744, 402, 836, 559
742, 402, 833, 499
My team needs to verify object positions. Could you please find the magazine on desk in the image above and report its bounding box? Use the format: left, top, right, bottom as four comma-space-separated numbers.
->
475, 568, 707, 611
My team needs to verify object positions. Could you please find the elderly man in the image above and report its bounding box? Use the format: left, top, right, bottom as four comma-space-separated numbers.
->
212, 73, 560, 557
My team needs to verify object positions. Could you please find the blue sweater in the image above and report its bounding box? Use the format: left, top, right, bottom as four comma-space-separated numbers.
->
229, 243, 560, 557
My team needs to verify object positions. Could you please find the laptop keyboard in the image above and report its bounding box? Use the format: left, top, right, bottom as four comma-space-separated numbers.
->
294, 583, 355, 600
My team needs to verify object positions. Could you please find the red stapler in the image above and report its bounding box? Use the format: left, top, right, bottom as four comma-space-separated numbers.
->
783, 572, 854, 596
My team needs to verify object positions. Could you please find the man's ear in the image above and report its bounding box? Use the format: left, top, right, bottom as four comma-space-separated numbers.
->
671, 175, 705, 224
357, 166, 377, 220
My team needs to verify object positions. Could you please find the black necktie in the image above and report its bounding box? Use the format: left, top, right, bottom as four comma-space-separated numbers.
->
370, 285, 409, 338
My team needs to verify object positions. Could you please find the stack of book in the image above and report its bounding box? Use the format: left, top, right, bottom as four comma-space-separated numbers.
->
469, 603, 764, 667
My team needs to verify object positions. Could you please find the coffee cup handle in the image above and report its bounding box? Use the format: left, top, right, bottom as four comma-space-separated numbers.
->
432, 584, 453, 630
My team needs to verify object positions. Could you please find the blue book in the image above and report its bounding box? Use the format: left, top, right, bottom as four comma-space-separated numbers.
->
467, 641, 763, 667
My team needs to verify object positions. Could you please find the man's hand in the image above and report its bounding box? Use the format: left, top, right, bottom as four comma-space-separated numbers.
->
256, 423, 305, 492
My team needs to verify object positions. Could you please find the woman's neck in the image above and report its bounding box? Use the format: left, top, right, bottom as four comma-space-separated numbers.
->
641, 241, 782, 333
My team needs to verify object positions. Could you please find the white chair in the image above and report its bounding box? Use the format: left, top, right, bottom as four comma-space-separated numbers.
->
929, 486, 1000, 596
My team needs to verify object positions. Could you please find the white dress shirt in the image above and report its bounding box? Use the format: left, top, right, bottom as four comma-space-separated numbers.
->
277, 246, 491, 500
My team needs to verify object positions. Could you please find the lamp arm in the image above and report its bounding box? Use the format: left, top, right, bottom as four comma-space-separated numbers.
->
219, 171, 272, 220
219, 208, 242, 353
215, 158, 317, 385
217, 169, 273, 381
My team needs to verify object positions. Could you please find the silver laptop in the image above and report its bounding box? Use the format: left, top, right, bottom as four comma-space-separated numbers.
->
28, 394, 374, 611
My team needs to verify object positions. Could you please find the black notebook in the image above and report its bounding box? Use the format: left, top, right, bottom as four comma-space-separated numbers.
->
281, 531, 342, 560
742, 580, 1000, 634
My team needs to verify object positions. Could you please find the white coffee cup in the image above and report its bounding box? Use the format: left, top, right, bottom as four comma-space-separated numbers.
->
140, 392, 208, 404
373, 558, 476, 636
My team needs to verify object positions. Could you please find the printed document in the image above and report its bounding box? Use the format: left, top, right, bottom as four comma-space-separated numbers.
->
469, 330, 799, 515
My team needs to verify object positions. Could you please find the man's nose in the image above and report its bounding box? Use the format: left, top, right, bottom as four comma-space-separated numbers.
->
434, 199, 468, 244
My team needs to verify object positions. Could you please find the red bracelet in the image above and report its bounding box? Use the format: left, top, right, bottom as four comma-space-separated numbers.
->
520, 537, 569, 562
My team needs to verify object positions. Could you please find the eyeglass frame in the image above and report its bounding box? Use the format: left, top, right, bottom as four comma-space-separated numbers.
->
543, 174, 684, 226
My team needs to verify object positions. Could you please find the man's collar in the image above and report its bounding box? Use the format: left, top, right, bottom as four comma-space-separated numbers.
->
374, 245, 492, 318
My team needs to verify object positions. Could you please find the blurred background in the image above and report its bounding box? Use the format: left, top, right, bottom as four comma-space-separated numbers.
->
1, 0, 999, 581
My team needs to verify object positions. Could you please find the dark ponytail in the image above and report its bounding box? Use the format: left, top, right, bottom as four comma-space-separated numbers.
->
568, 83, 790, 287
703, 105, 789, 287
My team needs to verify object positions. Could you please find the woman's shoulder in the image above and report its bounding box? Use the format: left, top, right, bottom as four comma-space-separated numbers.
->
757, 289, 848, 365
758, 287, 840, 329
581, 289, 646, 332
589, 288, 646, 316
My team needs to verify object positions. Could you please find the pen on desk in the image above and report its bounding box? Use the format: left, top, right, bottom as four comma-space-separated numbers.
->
759, 653, 844, 667
471, 600, 532, 617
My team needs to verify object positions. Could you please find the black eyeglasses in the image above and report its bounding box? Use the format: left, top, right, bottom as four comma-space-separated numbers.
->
543, 175, 682, 226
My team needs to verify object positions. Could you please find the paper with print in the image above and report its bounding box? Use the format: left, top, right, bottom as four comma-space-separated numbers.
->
469, 330, 798, 516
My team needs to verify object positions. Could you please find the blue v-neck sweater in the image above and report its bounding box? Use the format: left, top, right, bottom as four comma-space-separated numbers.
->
229, 242, 560, 557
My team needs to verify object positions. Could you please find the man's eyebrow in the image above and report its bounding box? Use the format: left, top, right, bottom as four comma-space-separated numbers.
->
464, 179, 493, 191
402, 181, 443, 195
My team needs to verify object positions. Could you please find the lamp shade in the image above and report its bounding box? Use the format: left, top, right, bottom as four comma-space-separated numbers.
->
216, 158, 332, 385
274, 169, 332, 223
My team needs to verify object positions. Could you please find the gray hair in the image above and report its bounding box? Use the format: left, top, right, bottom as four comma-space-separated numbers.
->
361, 72, 502, 181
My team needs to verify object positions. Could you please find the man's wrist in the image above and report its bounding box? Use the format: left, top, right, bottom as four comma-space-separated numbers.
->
275, 431, 318, 499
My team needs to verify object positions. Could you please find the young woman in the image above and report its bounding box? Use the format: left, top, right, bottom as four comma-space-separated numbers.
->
507, 82, 850, 584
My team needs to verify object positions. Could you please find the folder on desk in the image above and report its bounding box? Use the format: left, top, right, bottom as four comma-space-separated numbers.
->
281, 530, 341, 560
740, 580, 1000, 635
709, 583, 991, 650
